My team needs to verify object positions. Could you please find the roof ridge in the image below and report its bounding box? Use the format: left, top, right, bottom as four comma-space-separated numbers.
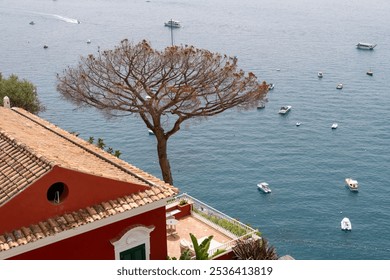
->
11, 108, 166, 188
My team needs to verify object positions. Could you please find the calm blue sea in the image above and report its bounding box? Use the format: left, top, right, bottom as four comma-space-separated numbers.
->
1, 0, 390, 260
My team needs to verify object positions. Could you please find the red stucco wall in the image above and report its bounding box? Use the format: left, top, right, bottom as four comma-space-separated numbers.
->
8, 207, 168, 260
0, 166, 149, 233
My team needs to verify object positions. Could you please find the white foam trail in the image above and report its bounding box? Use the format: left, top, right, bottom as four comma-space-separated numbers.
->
26, 10, 80, 24
52, 14, 80, 24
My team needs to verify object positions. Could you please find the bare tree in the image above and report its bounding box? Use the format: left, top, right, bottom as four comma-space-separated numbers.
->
57, 39, 268, 184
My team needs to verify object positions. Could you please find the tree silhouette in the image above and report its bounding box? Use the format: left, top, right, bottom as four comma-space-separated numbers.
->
57, 39, 268, 184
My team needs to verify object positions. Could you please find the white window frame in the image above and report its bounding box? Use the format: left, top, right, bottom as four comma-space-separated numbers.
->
111, 226, 155, 260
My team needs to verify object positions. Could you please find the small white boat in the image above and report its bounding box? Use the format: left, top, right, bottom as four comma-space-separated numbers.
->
345, 178, 359, 192
366, 70, 373, 76
331, 123, 338, 129
87, 39, 91, 44
278, 105, 292, 114
257, 182, 271, 193
268, 83, 275, 90
356, 42, 376, 50
341, 217, 352, 231
296, 122, 301, 126
164, 19, 181, 28
336, 83, 343, 89
148, 129, 155, 135
317, 72, 323, 78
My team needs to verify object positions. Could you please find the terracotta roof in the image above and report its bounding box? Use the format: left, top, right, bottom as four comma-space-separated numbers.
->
0, 132, 53, 205
0, 184, 175, 253
0, 107, 178, 206
0, 106, 179, 255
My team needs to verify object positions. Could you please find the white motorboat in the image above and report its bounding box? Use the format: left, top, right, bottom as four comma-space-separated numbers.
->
268, 83, 275, 90
331, 123, 338, 129
164, 19, 181, 28
296, 122, 301, 127
341, 217, 352, 231
345, 178, 359, 192
148, 129, 155, 135
278, 105, 291, 114
257, 182, 271, 193
336, 83, 343, 89
366, 70, 373, 76
317, 72, 323, 78
356, 42, 376, 50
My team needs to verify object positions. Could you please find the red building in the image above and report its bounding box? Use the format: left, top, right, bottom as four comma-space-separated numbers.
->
0, 106, 179, 259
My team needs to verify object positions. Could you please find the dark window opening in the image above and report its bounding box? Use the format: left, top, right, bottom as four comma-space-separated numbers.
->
120, 244, 146, 260
47, 182, 68, 204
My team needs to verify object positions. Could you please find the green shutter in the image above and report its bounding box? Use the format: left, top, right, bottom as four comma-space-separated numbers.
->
120, 244, 146, 260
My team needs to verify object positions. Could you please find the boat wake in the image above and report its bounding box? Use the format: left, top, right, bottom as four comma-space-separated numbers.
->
52, 14, 80, 24
25, 10, 80, 24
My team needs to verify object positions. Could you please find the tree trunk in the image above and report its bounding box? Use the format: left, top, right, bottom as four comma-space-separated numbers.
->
156, 136, 173, 185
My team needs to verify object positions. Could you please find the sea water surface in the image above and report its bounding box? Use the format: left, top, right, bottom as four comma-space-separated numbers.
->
1, 0, 390, 259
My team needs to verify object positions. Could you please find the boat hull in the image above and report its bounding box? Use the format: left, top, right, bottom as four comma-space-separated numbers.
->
345, 178, 359, 192
278, 106, 291, 114
356, 43, 376, 50
341, 218, 352, 231
257, 183, 271, 193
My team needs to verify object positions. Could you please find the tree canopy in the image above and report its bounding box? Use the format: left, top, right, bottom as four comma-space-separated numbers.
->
57, 39, 268, 184
0, 73, 45, 114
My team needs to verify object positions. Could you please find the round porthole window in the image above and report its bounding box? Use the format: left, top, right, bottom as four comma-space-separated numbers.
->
47, 182, 68, 204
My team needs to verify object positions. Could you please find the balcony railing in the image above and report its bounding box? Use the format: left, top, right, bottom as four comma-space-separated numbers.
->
168, 193, 260, 258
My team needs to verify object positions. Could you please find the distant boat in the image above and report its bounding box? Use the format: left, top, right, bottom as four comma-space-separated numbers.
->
29, 21, 35, 25
336, 83, 343, 89
278, 105, 291, 114
366, 70, 373, 76
356, 42, 376, 50
43, 45, 48, 49
148, 129, 155, 135
296, 122, 301, 126
257, 182, 271, 193
341, 217, 352, 231
317, 72, 323, 78
268, 83, 275, 90
331, 123, 338, 129
164, 19, 181, 28
345, 178, 359, 192
87, 39, 91, 44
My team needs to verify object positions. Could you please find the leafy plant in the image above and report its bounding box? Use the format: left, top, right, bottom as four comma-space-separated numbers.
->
179, 199, 188, 206
192, 207, 254, 237
0, 73, 45, 114
190, 233, 213, 260
87, 136, 121, 158
179, 249, 193, 260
